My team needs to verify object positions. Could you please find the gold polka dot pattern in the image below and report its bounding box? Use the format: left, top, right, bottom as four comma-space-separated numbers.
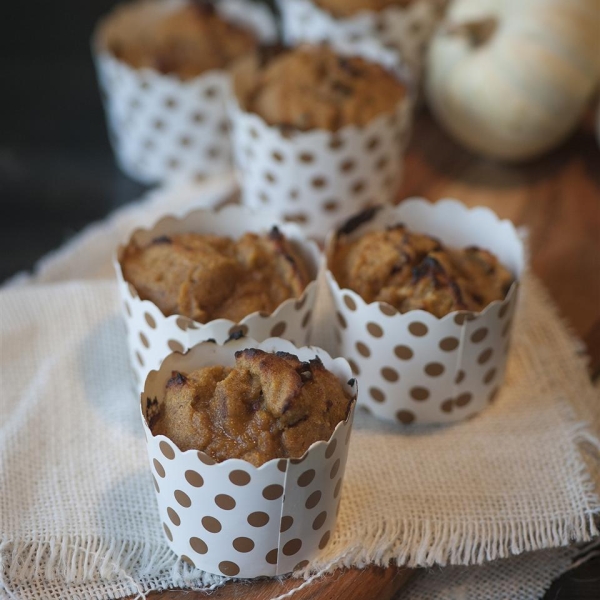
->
95, 55, 233, 186
280, 516, 294, 533
219, 561, 240, 576
230, 79, 411, 240
247, 512, 270, 528
329, 278, 518, 424
174, 490, 191, 508
167, 507, 180, 526
159, 441, 175, 460
323, 198, 523, 426
233, 537, 255, 553
229, 470, 251, 486
141, 340, 357, 578
215, 494, 236, 510
190, 537, 208, 555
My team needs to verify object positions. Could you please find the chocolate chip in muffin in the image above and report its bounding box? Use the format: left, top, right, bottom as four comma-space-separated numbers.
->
330, 224, 514, 317
167, 371, 188, 388
337, 205, 382, 236
151, 235, 172, 245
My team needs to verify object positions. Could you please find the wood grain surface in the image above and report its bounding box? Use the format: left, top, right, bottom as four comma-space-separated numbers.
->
143, 110, 600, 600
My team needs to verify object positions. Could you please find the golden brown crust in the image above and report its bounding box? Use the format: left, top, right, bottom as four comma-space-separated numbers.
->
315, 0, 416, 18
121, 228, 311, 322
330, 225, 514, 317
234, 45, 406, 131
100, 1, 257, 79
150, 350, 352, 465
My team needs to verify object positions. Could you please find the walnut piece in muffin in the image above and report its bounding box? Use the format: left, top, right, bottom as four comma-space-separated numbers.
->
330, 224, 514, 317
315, 0, 417, 18
99, 0, 257, 79
234, 45, 406, 131
121, 227, 311, 322
150, 349, 353, 466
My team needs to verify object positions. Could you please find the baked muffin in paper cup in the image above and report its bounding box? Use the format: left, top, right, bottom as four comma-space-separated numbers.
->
115, 205, 321, 389
229, 42, 413, 241
324, 199, 525, 425
278, 0, 448, 82
93, 0, 276, 184
141, 336, 357, 578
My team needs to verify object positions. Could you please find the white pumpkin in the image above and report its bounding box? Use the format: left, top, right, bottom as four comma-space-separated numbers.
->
425, 0, 600, 162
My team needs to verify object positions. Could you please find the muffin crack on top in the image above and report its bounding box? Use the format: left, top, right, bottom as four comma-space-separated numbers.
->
330, 223, 514, 317
234, 44, 407, 131
121, 226, 311, 323
150, 349, 353, 466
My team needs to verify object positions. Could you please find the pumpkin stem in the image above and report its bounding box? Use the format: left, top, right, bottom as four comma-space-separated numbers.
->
447, 17, 498, 48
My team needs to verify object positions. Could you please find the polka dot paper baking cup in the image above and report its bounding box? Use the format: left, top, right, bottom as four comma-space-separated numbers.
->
93, 0, 276, 184
278, 0, 448, 82
141, 337, 357, 578
229, 43, 413, 241
325, 199, 525, 425
115, 205, 321, 389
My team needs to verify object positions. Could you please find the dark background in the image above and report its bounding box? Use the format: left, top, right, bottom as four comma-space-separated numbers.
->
0, 1, 153, 281
0, 2, 597, 598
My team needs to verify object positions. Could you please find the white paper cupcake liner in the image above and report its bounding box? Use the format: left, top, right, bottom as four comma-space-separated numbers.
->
115, 205, 322, 389
278, 0, 448, 81
324, 199, 525, 425
141, 336, 357, 578
230, 43, 413, 241
93, 0, 276, 184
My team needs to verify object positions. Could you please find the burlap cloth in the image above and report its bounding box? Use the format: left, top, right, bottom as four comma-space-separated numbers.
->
1, 176, 599, 599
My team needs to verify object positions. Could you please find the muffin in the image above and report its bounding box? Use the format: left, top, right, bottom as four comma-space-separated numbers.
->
101, 0, 257, 80
230, 44, 411, 239
142, 337, 357, 578
150, 348, 353, 466
93, 0, 274, 184
121, 227, 311, 323
329, 223, 514, 318
323, 200, 524, 425
235, 44, 407, 131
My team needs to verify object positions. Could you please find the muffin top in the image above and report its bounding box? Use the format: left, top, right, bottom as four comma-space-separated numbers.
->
99, 1, 257, 79
121, 227, 311, 323
315, 0, 416, 18
330, 224, 514, 317
150, 349, 353, 466
234, 45, 406, 131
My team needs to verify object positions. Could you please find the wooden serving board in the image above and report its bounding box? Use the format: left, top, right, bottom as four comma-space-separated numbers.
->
144, 109, 600, 600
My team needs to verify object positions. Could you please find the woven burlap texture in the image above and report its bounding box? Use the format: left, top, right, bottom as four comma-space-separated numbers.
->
1, 177, 599, 599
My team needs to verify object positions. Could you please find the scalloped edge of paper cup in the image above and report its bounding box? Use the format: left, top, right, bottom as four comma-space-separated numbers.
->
277, 0, 448, 79
324, 199, 525, 425
141, 336, 357, 578
115, 204, 323, 390
229, 42, 414, 241
92, 0, 277, 184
